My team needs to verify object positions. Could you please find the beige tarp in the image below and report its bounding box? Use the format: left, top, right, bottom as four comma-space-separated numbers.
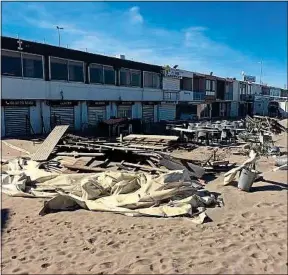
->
2, 158, 219, 223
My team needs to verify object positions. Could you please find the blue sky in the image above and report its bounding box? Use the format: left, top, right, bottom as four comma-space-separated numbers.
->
2, 1, 287, 87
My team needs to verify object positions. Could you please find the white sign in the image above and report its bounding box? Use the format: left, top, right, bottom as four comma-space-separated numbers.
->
244, 75, 256, 82
163, 67, 182, 79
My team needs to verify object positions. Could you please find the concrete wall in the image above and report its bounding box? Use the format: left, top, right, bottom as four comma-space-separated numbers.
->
2, 77, 163, 102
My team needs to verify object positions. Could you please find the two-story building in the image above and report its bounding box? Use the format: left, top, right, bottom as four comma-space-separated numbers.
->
1, 36, 166, 137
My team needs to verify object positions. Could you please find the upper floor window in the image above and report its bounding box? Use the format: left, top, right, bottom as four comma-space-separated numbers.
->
89, 64, 115, 85
205, 79, 215, 91
120, 68, 141, 87
2, 50, 43, 79
144, 72, 161, 89
182, 77, 192, 91
240, 83, 247, 94
50, 57, 84, 82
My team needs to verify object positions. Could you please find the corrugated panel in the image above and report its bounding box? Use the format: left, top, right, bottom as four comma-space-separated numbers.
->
158, 104, 176, 121
163, 77, 180, 91
50, 106, 74, 129
118, 105, 132, 118
4, 107, 30, 136
142, 104, 154, 122
32, 125, 69, 161
88, 106, 106, 126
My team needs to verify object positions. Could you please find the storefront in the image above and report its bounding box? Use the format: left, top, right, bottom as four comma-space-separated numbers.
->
117, 102, 133, 118
142, 102, 156, 122
47, 100, 77, 130
2, 99, 36, 137
87, 101, 108, 127
158, 102, 177, 121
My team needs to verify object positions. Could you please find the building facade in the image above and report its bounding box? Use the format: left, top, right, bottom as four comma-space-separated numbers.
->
1, 36, 287, 137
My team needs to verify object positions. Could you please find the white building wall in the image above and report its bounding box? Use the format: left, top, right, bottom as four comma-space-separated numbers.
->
2, 77, 162, 102
1, 107, 5, 137
179, 91, 193, 101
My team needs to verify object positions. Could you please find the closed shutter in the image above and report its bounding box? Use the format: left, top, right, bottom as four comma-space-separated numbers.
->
118, 105, 132, 118
4, 107, 30, 136
88, 106, 106, 126
158, 104, 176, 121
50, 106, 75, 129
142, 104, 154, 122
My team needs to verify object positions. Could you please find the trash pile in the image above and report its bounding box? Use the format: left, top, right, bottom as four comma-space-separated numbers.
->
1, 125, 223, 223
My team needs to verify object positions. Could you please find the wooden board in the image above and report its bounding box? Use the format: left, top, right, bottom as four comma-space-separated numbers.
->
123, 134, 179, 142
32, 125, 69, 161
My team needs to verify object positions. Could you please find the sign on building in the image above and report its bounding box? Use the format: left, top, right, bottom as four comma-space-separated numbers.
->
243, 75, 256, 83
162, 66, 182, 79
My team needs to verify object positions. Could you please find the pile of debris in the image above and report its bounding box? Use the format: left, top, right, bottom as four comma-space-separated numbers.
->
245, 115, 287, 135
1, 125, 223, 223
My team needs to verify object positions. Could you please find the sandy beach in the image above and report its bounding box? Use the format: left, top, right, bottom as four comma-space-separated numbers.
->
1, 133, 287, 274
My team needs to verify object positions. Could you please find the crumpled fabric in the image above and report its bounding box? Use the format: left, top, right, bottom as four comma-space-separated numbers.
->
2, 158, 220, 223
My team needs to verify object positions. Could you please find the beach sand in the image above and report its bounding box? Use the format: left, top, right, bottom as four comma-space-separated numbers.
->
1, 135, 287, 274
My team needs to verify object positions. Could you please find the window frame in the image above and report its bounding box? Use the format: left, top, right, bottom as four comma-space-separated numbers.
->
49, 56, 85, 83
182, 77, 193, 91
143, 71, 161, 89
119, 67, 141, 88
2, 49, 45, 80
88, 63, 116, 86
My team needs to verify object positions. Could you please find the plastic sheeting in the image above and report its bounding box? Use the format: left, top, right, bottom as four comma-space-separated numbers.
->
2, 158, 220, 223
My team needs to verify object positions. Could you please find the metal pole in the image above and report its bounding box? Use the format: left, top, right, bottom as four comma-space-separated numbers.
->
56, 26, 63, 47
259, 61, 263, 85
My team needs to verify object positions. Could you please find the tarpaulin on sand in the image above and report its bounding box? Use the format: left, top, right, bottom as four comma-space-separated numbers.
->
1, 158, 220, 223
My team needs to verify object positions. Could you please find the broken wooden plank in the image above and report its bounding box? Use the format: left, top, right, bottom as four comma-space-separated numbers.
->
62, 164, 106, 173
56, 152, 105, 157
119, 162, 169, 173
32, 125, 69, 161
123, 134, 179, 142
146, 159, 157, 168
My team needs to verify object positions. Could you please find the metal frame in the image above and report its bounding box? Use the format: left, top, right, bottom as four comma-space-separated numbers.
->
2, 49, 45, 80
